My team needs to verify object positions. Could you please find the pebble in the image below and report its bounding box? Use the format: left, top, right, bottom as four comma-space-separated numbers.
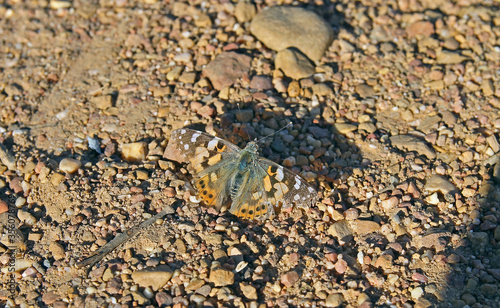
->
121, 142, 148, 162
280, 271, 299, 287
18, 209, 36, 225
239, 283, 258, 300
436, 50, 468, 64
311, 83, 333, 96
390, 135, 436, 159
208, 267, 235, 287
59, 158, 82, 174
48, 242, 65, 260
350, 220, 380, 235
0, 200, 8, 214
203, 51, 251, 90
234, 1, 256, 23
249, 75, 273, 91
325, 293, 344, 307
90, 95, 113, 110
131, 265, 173, 291
275, 48, 315, 80
406, 21, 434, 37
327, 220, 353, 240
355, 84, 375, 98
250, 6, 334, 61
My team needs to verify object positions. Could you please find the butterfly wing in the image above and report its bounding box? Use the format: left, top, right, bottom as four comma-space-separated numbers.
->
230, 157, 318, 221
170, 129, 241, 209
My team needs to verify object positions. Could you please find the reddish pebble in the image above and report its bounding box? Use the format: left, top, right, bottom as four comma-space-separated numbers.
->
411, 272, 428, 283
334, 259, 348, 274
0, 200, 8, 214
9, 177, 23, 194
130, 194, 146, 203
281, 271, 299, 287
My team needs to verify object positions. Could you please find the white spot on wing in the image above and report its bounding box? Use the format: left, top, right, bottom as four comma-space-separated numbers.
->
184, 144, 189, 150
191, 132, 201, 143
276, 167, 284, 181
207, 139, 218, 150
180, 129, 186, 134
294, 194, 300, 201
294, 176, 301, 190
308, 187, 315, 193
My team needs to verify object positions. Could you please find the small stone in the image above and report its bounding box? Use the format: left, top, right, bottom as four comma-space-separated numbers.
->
250, 6, 334, 61
194, 13, 212, 27
280, 271, 299, 287
327, 220, 353, 240
178, 72, 197, 84
131, 265, 173, 291
240, 283, 258, 300
209, 268, 235, 287
121, 142, 148, 162
311, 83, 333, 96
0, 200, 8, 214
59, 158, 82, 174
355, 84, 375, 98
287, 80, 301, 97
481, 80, 494, 96
203, 52, 252, 90
411, 287, 424, 299
380, 196, 398, 211
166, 66, 183, 81
334, 123, 357, 134
49, 242, 65, 260
350, 220, 380, 235
249, 75, 273, 91
51, 172, 66, 186
234, 109, 254, 123
282, 156, 296, 168
275, 48, 315, 80
424, 175, 457, 195
186, 279, 205, 291
325, 293, 344, 307
156, 291, 173, 306
18, 210, 36, 226
479, 284, 497, 298
406, 21, 434, 37
90, 95, 113, 110
390, 135, 436, 159
436, 50, 468, 64
234, 1, 256, 23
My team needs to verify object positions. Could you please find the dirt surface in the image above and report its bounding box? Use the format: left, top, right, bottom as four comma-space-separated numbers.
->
0, 0, 499, 307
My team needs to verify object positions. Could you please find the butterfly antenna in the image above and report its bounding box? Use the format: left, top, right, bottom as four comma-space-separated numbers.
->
256, 122, 293, 144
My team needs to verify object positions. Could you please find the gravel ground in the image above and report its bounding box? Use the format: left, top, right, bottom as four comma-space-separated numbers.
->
0, 0, 499, 307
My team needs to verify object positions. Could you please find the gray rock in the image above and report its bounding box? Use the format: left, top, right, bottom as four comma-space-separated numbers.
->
250, 6, 333, 61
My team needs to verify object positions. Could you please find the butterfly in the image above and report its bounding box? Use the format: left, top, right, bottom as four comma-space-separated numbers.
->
167, 128, 318, 221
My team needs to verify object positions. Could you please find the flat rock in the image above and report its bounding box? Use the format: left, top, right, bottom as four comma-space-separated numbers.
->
275, 48, 315, 80
350, 220, 380, 235
250, 6, 334, 61
203, 51, 251, 90
327, 220, 353, 241
390, 135, 436, 159
131, 265, 173, 291
209, 268, 235, 287
424, 174, 457, 195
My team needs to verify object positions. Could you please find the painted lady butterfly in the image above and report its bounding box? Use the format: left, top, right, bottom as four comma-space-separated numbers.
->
168, 128, 318, 220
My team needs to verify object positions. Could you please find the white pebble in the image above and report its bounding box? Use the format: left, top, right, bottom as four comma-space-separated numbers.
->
15, 197, 26, 208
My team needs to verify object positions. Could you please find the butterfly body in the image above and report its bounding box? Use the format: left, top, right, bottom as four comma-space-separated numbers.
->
170, 129, 318, 221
